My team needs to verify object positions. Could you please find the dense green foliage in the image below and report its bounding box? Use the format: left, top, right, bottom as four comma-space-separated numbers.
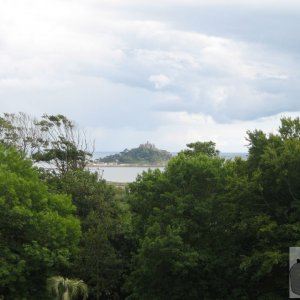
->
46, 170, 130, 300
0, 113, 130, 300
98, 142, 172, 165
0, 145, 81, 299
126, 143, 228, 299
2, 114, 300, 299
125, 119, 300, 299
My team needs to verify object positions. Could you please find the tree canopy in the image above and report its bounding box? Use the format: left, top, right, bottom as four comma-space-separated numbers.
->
0, 145, 81, 299
2, 114, 300, 300
125, 119, 300, 299
0, 113, 93, 174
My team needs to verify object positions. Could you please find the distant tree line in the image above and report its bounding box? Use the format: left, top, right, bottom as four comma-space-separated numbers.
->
0, 112, 299, 299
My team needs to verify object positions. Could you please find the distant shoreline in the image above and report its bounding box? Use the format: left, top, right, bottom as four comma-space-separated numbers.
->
89, 152, 248, 168
88, 163, 166, 168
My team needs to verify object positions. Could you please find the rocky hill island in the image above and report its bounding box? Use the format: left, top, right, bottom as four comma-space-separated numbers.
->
96, 142, 172, 166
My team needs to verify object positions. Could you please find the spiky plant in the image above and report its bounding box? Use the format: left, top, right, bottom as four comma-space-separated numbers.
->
47, 276, 88, 300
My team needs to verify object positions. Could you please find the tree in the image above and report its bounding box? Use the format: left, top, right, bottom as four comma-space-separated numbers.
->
47, 170, 131, 300
278, 116, 300, 139
0, 112, 93, 174
0, 112, 44, 155
182, 141, 220, 157
47, 276, 88, 300
34, 114, 93, 174
0, 145, 81, 299
126, 142, 228, 299
236, 117, 300, 298
126, 129, 300, 299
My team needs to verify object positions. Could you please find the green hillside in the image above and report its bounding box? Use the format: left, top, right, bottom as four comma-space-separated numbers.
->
97, 142, 172, 164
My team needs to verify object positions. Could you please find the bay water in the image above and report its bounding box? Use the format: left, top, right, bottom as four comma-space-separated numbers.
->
91, 152, 247, 183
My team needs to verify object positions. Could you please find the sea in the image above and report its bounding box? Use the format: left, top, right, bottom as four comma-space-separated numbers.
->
91, 152, 247, 183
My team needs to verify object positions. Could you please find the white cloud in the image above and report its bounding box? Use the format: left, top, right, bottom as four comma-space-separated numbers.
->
85, 111, 300, 152
149, 74, 172, 89
89, 0, 300, 11
0, 0, 299, 151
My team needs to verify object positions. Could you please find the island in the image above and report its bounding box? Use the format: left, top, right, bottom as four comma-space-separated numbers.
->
95, 142, 172, 166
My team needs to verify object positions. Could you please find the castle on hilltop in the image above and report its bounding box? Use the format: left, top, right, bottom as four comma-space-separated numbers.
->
97, 141, 171, 164
139, 141, 156, 150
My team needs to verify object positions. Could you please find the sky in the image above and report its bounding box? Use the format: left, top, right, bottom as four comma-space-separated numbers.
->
1, 0, 300, 152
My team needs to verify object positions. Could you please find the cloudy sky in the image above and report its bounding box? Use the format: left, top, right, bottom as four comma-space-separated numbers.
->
1, 0, 300, 152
